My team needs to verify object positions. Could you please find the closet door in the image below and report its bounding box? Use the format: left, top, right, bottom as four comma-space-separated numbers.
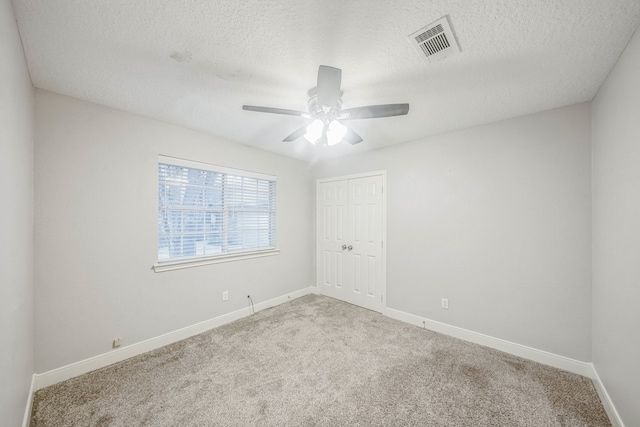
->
348, 175, 383, 312
317, 179, 350, 302
317, 173, 384, 312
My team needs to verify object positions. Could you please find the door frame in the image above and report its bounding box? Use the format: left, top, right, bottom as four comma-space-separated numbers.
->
316, 170, 387, 314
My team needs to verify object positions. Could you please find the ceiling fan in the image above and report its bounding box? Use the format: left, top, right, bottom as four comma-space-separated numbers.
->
242, 66, 409, 146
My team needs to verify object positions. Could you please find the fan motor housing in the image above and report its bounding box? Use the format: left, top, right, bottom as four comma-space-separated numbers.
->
308, 96, 342, 122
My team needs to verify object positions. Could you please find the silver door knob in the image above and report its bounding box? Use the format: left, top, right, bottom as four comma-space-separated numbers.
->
347, 245, 353, 251
342, 244, 347, 250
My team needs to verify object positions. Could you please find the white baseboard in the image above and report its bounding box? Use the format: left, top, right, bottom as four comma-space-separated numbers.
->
22, 374, 36, 427
384, 307, 592, 377
34, 287, 312, 391
590, 365, 624, 427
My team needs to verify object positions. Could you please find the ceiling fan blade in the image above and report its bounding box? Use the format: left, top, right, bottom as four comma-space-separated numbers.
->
316, 65, 342, 108
243, 105, 308, 117
340, 103, 410, 120
343, 125, 363, 145
283, 124, 309, 142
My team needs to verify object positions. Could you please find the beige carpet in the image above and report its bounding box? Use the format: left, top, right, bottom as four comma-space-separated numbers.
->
30, 295, 610, 426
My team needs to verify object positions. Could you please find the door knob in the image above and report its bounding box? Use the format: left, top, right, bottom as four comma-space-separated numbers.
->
347, 245, 353, 251
342, 244, 347, 250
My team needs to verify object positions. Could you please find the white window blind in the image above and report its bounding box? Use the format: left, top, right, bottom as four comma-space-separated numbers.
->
158, 156, 276, 263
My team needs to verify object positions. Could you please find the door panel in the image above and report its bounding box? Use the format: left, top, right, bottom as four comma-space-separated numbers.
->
348, 175, 383, 311
317, 179, 349, 301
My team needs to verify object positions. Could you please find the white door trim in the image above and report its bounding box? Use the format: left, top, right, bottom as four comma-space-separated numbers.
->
316, 170, 387, 313
317, 170, 387, 184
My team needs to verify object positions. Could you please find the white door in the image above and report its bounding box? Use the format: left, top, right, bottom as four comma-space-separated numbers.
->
317, 179, 350, 303
317, 173, 385, 312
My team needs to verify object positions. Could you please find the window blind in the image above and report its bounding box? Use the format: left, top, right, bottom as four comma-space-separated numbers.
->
158, 157, 276, 262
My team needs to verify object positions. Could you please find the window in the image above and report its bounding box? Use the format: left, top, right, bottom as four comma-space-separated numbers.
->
157, 156, 276, 264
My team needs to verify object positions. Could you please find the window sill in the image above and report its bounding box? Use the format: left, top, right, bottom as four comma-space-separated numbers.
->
152, 249, 280, 273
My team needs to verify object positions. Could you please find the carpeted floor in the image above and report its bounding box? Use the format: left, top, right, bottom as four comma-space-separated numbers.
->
30, 294, 611, 426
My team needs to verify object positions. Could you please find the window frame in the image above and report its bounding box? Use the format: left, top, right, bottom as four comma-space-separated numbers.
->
153, 155, 278, 272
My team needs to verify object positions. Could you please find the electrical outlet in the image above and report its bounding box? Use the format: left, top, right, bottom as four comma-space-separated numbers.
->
112, 338, 121, 348
441, 298, 449, 310
222, 291, 229, 301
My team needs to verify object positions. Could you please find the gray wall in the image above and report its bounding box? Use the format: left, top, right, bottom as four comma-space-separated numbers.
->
0, 0, 34, 425
34, 90, 314, 372
592, 26, 640, 425
313, 103, 592, 361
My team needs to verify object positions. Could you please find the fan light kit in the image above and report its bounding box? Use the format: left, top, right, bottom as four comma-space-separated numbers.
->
243, 66, 410, 147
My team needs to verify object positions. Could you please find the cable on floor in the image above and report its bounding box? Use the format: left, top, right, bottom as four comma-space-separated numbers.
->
247, 295, 255, 314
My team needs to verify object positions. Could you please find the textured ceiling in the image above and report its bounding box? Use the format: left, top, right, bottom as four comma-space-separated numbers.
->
12, 0, 640, 162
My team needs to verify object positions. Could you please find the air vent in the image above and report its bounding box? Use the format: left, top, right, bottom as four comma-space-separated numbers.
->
409, 15, 460, 63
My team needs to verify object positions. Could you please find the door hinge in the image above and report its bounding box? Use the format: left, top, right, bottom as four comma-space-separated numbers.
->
381, 241, 383, 248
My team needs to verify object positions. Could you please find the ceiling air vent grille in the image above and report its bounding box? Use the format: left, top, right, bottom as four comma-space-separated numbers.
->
409, 16, 460, 63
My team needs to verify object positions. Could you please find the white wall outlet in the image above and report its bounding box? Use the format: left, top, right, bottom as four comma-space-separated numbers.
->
222, 291, 229, 301
112, 338, 121, 348
441, 298, 449, 310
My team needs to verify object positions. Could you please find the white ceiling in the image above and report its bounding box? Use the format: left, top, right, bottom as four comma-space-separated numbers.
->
12, 0, 640, 162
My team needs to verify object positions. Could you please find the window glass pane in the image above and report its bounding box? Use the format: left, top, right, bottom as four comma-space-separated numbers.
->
158, 161, 276, 262
204, 233, 223, 255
